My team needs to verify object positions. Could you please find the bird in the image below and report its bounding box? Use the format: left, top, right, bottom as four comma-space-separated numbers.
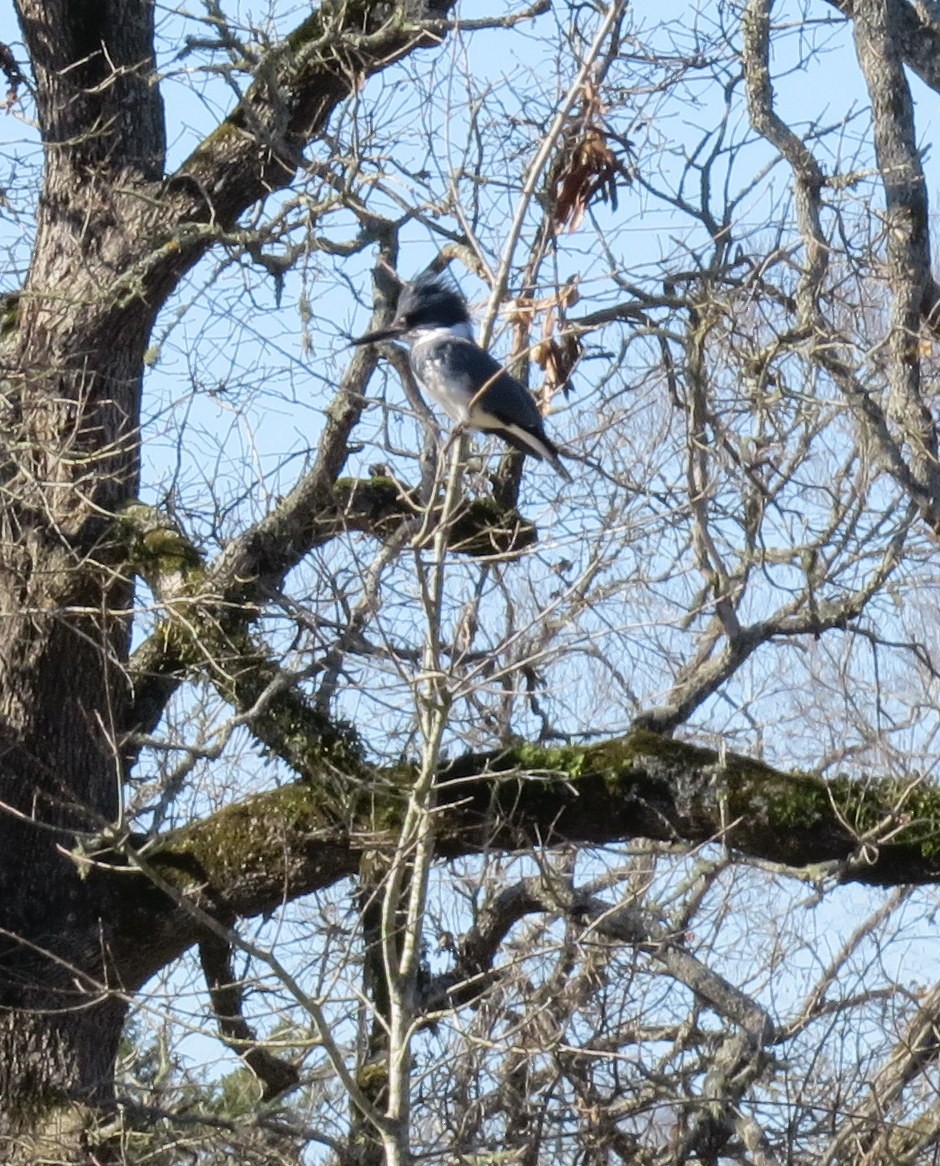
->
351, 271, 572, 481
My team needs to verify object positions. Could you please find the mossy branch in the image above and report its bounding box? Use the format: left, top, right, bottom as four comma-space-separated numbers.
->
100, 728, 940, 987
210, 475, 537, 603
120, 485, 533, 761
164, 2, 459, 231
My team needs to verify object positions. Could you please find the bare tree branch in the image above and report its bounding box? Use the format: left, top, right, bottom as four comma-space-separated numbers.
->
199, 936, 301, 1100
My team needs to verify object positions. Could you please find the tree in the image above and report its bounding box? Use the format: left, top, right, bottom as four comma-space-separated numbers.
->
3, 0, 940, 1161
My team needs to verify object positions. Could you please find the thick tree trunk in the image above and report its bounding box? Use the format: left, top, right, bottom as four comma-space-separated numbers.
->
0, 0, 164, 1139
0, 272, 153, 1135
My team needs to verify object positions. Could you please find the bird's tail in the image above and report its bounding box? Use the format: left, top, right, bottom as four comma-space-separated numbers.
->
498, 423, 573, 482
545, 450, 573, 483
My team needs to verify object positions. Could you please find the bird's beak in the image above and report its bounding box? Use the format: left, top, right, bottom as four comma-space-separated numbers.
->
349, 322, 405, 346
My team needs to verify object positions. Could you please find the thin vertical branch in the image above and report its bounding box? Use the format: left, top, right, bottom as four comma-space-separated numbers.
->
377, 445, 466, 1166
480, 0, 628, 344
743, 0, 828, 329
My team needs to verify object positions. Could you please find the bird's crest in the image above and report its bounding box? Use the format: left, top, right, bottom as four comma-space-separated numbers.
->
397, 269, 470, 328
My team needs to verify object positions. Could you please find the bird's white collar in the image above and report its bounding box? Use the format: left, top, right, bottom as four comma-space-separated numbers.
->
408, 322, 475, 344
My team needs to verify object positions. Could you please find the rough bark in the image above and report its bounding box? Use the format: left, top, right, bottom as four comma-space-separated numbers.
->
0, 0, 166, 1134
850, 0, 940, 523
825, 1, 940, 337
826, 0, 940, 96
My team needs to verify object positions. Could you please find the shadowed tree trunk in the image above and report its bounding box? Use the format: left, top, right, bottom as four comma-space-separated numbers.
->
0, 0, 165, 1133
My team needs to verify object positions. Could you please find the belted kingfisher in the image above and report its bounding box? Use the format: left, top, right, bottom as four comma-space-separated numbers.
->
352, 271, 572, 481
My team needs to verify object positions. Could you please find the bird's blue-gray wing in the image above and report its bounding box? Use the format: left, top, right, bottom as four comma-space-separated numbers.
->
435, 339, 544, 429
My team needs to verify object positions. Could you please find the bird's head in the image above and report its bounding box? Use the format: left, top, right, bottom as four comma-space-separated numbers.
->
351, 270, 472, 345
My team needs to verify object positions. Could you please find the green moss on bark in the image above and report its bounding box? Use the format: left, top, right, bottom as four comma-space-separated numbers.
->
436, 729, 940, 877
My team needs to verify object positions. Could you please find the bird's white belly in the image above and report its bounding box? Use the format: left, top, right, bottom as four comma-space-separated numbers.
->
414, 367, 472, 426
